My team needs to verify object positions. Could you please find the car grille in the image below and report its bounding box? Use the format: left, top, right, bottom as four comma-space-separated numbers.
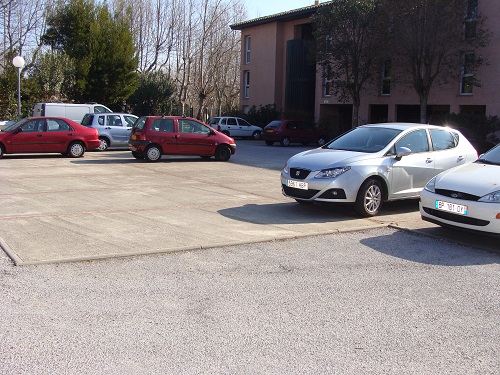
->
289, 168, 311, 180
435, 189, 480, 202
422, 207, 490, 227
282, 185, 319, 199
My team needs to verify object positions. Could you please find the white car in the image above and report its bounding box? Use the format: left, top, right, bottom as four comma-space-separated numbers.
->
281, 123, 478, 217
207, 116, 262, 139
420, 144, 500, 236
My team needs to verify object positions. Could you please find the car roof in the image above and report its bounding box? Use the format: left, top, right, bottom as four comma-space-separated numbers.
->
89, 112, 137, 116
360, 122, 445, 131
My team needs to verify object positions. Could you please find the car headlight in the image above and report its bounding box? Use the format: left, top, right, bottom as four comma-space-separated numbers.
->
315, 166, 350, 179
282, 163, 289, 175
424, 177, 436, 193
478, 190, 500, 203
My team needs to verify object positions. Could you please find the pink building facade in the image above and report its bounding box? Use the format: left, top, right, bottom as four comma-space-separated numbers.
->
231, 1, 500, 133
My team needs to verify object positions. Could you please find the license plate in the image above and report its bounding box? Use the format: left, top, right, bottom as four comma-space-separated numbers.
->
287, 179, 308, 190
435, 200, 468, 215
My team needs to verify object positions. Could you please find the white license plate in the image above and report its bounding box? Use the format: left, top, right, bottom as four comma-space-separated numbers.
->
287, 179, 308, 190
435, 200, 468, 215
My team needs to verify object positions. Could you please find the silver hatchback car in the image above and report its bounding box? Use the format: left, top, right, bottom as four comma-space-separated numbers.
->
82, 112, 138, 150
281, 123, 478, 216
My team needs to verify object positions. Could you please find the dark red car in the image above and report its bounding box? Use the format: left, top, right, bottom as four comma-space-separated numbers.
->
0, 117, 100, 158
128, 116, 236, 162
262, 119, 329, 147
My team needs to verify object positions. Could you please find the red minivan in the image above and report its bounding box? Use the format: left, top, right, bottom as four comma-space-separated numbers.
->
128, 116, 236, 162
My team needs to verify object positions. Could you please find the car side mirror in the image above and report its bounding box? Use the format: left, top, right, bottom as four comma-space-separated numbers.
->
13, 128, 22, 134
396, 146, 411, 160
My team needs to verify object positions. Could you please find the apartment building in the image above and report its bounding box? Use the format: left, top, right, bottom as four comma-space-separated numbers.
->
231, 0, 500, 133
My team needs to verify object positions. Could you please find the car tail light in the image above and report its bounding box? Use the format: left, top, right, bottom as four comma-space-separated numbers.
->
94, 129, 99, 137
131, 132, 146, 141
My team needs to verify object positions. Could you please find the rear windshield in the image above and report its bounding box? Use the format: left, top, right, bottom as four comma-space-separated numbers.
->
266, 120, 282, 129
133, 117, 147, 130
81, 114, 94, 126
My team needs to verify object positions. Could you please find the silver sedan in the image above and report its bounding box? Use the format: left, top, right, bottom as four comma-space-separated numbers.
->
281, 123, 478, 216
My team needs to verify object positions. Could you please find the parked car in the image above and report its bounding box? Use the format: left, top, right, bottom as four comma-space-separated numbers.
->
263, 120, 328, 147
32, 102, 112, 123
447, 126, 496, 155
207, 116, 262, 139
281, 123, 478, 217
81, 112, 138, 150
0, 117, 100, 158
420, 144, 500, 236
129, 116, 236, 162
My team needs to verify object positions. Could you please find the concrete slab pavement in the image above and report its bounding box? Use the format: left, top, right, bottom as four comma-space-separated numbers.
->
0, 141, 496, 265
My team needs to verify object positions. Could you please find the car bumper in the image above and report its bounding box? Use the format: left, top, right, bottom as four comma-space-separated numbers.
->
128, 140, 150, 152
87, 139, 102, 150
420, 188, 500, 236
280, 170, 363, 203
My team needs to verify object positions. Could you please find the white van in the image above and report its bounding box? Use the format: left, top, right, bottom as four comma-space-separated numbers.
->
32, 102, 112, 123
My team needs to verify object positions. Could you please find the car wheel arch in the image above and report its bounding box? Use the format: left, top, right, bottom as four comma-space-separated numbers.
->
358, 175, 389, 202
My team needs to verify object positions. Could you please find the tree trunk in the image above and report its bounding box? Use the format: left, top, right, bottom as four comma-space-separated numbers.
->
420, 96, 428, 123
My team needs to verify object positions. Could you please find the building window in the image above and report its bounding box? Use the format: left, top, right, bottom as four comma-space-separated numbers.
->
465, 0, 478, 39
245, 36, 251, 64
244, 71, 250, 98
381, 60, 391, 95
323, 65, 332, 97
460, 52, 475, 95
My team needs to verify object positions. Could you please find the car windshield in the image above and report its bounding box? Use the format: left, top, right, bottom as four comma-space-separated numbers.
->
476, 144, 500, 166
324, 126, 402, 153
1, 119, 27, 132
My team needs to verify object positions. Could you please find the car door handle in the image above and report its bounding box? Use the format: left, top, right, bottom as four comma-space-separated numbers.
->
37, 134, 43, 137
425, 158, 433, 163
457, 156, 465, 162
105, 127, 112, 129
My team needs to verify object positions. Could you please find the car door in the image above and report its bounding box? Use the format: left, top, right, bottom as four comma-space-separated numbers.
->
429, 128, 468, 174
236, 118, 252, 137
175, 119, 215, 155
9, 119, 47, 153
149, 118, 177, 153
105, 115, 130, 146
226, 117, 241, 137
44, 118, 75, 152
388, 129, 435, 199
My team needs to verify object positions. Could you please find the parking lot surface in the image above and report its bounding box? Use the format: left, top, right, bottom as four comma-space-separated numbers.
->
0, 140, 497, 265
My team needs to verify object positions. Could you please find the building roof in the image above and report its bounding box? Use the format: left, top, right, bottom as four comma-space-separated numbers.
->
230, 1, 333, 30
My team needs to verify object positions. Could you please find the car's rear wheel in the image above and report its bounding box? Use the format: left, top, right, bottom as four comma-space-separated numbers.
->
132, 151, 144, 160
98, 137, 110, 151
265, 140, 274, 146
214, 144, 231, 161
67, 142, 85, 158
280, 137, 290, 147
252, 131, 262, 140
355, 179, 383, 217
144, 145, 162, 162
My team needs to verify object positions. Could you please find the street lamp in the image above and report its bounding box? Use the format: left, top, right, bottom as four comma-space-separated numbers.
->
12, 55, 25, 120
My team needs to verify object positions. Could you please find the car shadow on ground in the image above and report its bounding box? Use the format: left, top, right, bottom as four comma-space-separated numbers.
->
360, 230, 499, 266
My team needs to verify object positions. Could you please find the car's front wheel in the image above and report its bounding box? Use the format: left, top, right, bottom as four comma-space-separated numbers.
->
355, 179, 383, 217
144, 145, 162, 162
280, 137, 290, 147
98, 137, 110, 151
214, 144, 231, 161
67, 142, 85, 158
252, 131, 262, 140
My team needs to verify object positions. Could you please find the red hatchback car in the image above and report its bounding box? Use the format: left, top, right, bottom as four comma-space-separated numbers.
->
263, 119, 329, 147
128, 116, 236, 162
0, 117, 100, 158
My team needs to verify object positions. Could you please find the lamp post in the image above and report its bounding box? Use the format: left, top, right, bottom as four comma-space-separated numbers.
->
12, 56, 25, 120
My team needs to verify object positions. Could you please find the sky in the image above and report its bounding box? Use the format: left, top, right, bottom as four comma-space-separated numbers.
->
244, 0, 318, 20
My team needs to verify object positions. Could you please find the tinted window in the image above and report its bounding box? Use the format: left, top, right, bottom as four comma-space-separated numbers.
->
107, 115, 122, 127
98, 116, 105, 126
178, 119, 210, 134
208, 117, 220, 125
266, 120, 282, 129
237, 118, 251, 126
227, 118, 237, 125
151, 119, 174, 132
47, 119, 72, 132
134, 117, 147, 130
395, 129, 430, 153
21, 119, 43, 132
429, 129, 457, 151
326, 126, 402, 152
81, 114, 94, 126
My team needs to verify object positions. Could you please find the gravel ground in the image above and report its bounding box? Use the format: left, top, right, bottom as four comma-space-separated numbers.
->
1, 227, 499, 374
